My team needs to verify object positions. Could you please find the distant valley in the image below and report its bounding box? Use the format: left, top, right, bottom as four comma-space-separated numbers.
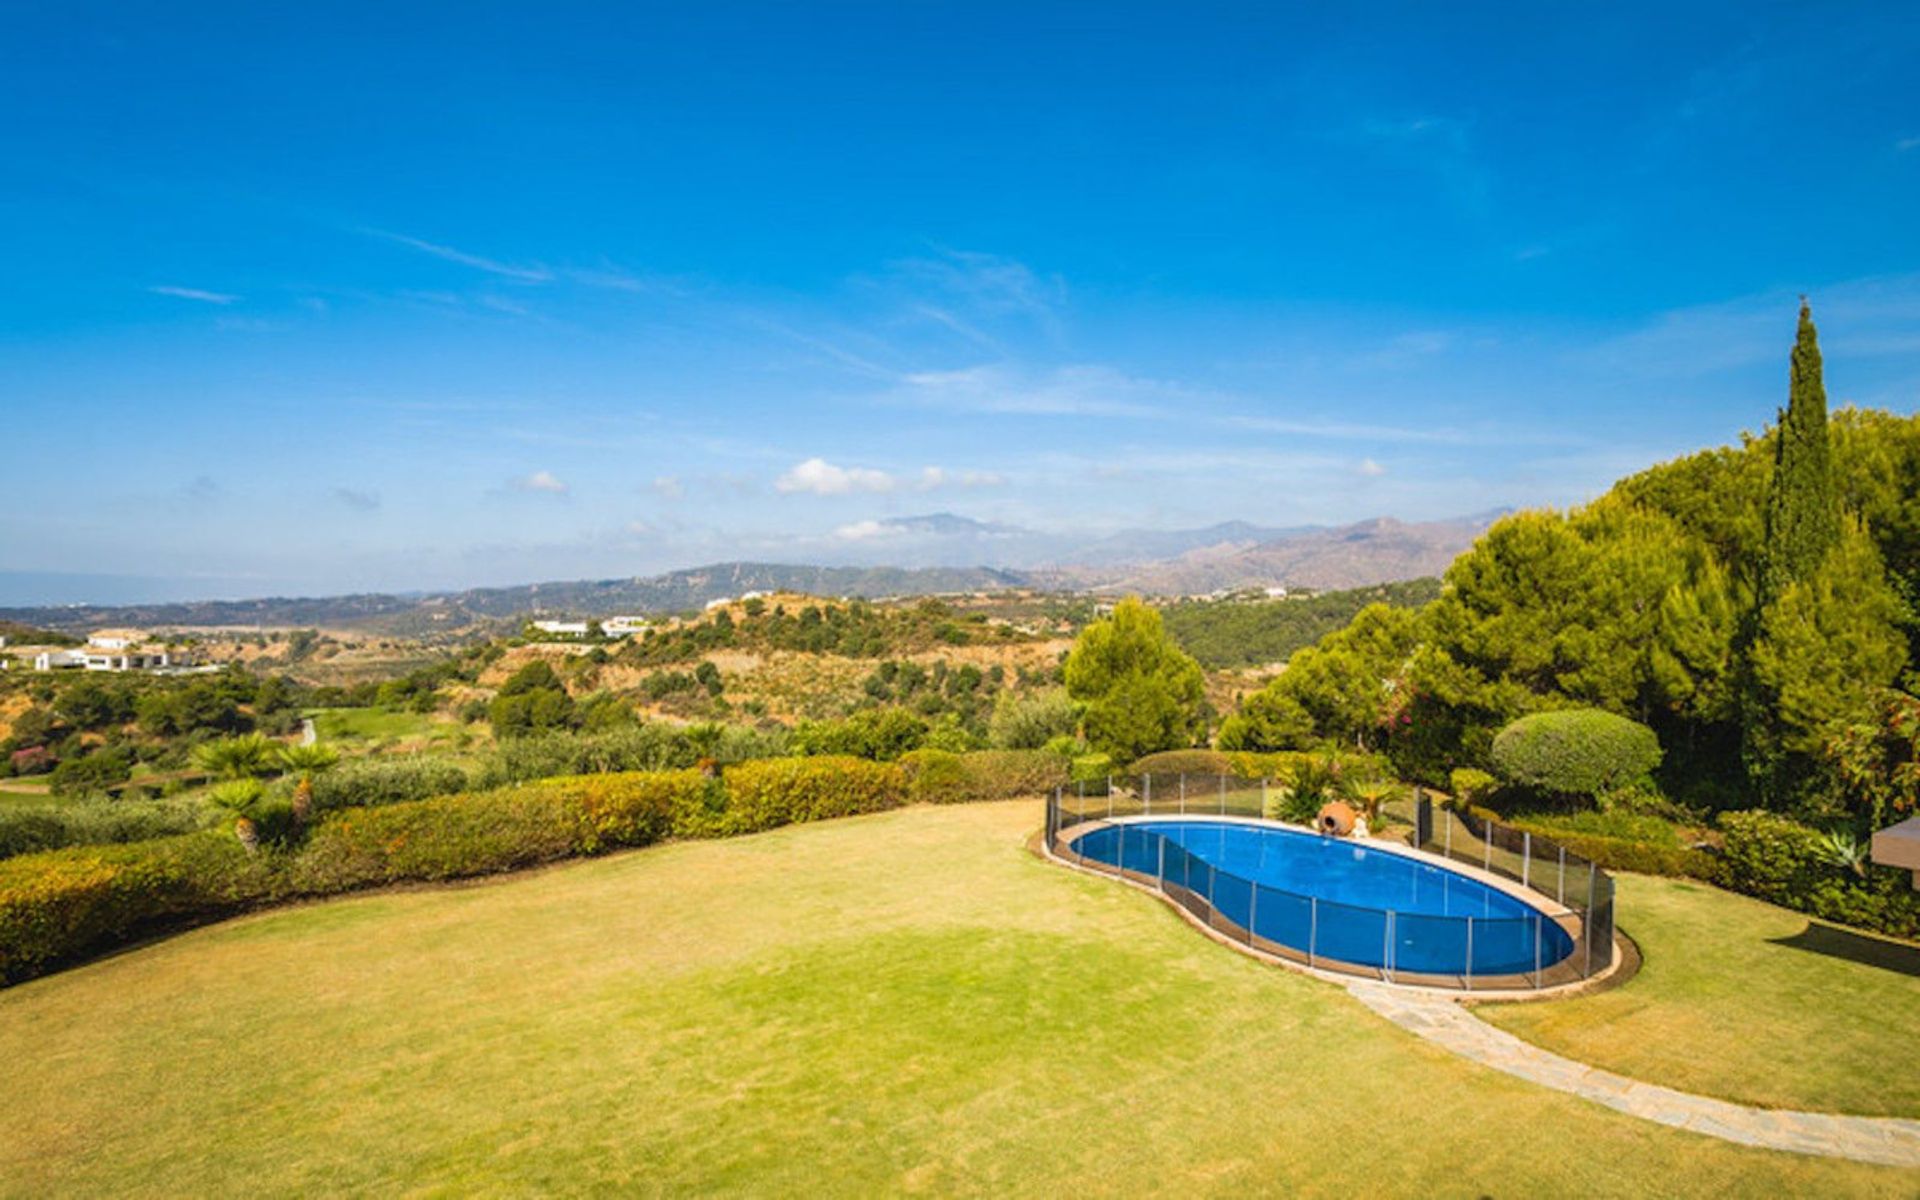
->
0, 509, 1506, 634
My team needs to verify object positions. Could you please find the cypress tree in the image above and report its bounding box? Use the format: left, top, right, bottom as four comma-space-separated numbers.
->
1760, 299, 1840, 601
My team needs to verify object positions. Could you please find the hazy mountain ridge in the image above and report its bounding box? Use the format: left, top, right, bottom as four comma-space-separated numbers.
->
0, 510, 1509, 632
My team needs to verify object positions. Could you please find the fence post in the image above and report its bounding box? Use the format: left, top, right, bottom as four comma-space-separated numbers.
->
1444, 809, 1452, 857
1140, 774, 1146, 812
1465, 917, 1474, 991
1308, 898, 1318, 968
1107, 785, 1113, 821
1157, 835, 1166, 886
1383, 911, 1394, 983
1248, 883, 1259, 944
1261, 777, 1269, 820
1522, 831, 1532, 889
1533, 915, 1542, 989
1584, 863, 1600, 977
1179, 774, 1186, 814
1558, 846, 1566, 904
1219, 774, 1226, 815
1483, 821, 1493, 871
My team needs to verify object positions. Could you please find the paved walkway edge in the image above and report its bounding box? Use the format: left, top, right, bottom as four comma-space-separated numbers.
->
1347, 982, 1920, 1168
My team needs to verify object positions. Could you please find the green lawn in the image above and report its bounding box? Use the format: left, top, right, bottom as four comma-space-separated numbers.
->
0, 801, 1911, 1196
0, 784, 54, 808
309, 705, 473, 748
1484, 872, 1920, 1118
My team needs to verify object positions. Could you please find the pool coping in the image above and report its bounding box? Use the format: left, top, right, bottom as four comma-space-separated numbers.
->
1042, 815, 1631, 1001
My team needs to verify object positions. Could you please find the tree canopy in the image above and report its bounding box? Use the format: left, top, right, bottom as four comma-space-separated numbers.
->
1064, 597, 1208, 764
1222, 304, 1916, 827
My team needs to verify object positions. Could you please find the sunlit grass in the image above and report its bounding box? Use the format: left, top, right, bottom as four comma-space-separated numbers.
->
0, 801, 1908, 1196
1484, 872, 1920, 1117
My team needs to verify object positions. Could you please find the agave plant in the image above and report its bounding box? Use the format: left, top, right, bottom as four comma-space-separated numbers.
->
208, 778, 268, 851
193, 733, 274, 781
1818, 828, 1871, 879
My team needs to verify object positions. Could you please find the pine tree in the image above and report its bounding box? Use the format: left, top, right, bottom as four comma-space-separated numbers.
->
1760, 300, 1840, 601
1064, 597, 1208, 762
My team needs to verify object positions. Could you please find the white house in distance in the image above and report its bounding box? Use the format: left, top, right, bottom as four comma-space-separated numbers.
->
602, 615, 651, 636
34, 630, 183, 672
529, 620, 591, 637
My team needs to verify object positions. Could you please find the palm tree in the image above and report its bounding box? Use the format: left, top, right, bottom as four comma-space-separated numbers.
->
1343, 777, 1401, 829
208, 779, 267, 851
193, 733, 273, 781
684, 722, 725, 762
275, 743, 337, 827
274, 743, 339, 776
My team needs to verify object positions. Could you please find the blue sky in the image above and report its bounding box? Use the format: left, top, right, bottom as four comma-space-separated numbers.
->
4, 2, 1919, 603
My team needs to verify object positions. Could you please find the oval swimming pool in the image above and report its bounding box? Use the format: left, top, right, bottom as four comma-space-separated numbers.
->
1070, 819, 1574, 978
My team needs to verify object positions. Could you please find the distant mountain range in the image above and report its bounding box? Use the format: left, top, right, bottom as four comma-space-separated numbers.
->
0, 509, 1509, 634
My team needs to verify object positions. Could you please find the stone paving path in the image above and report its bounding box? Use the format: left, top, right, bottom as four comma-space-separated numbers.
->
1347, 982, 1920, 1168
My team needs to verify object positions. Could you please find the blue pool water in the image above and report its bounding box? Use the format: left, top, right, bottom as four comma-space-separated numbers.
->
1071, 819, 1573, 977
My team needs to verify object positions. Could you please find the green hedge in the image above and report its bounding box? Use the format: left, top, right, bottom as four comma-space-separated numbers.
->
1222, 749, 1394, 783
1128, 749, 1233, 776
0, 797, 213, 860
1504, 821, 1725, 883
711, 756, 906, 835
1716, 810, 1920, 939
308, 756, 473, 813
900, 749, 1068, 805
0, 747, 1094, 986
0, 833, 275, 984
1491, 709, 1662, 799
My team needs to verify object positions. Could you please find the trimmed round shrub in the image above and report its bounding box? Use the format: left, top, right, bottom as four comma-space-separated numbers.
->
1490, 710, 1661, 800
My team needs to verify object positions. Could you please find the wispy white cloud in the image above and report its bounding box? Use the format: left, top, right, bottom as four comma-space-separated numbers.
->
893, 364, 1172, 418
1576, 272, 1920, 379
891, 247, 1067, 331
1356, 458, 1388, 478
331, 487, 381, 512
832, 519, 896, 541
774, 458, 1007, 497
914, 466, 1004, 490
364, 229, 554, 282
775, 457, 896, 495
1898, 135, 1920, 152
509, 469, 570, 495
752, 317, 901, 380
651, 475, 685, 500
149, 285, 238, 304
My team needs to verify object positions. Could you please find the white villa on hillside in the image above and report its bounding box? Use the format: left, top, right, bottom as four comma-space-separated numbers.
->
602, 615, 651, 636
33, 630, 186, 672
530, 620, 591, 636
